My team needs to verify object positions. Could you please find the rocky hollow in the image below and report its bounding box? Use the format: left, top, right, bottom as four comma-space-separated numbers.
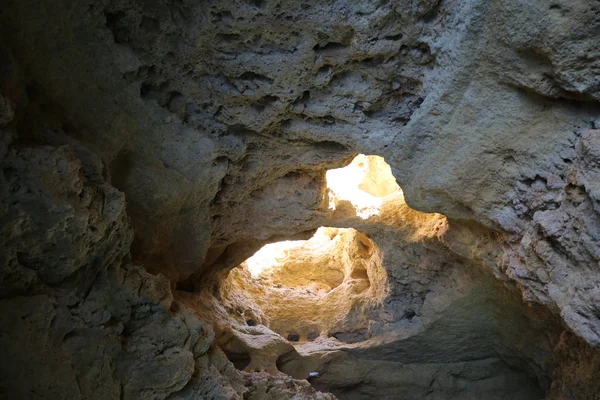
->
1, 1, 600, 399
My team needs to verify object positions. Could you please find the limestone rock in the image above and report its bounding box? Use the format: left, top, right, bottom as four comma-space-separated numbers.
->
0, 0, 600, 399
242, 371, 337, 400
0, 111, 242, 399
224, 324, 295, 374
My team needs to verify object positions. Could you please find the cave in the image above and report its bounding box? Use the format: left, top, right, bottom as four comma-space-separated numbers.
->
2, 1, 600, 400
210, 155, 562, 399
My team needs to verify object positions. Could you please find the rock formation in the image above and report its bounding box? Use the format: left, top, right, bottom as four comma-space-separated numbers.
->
0, 0, 599, 399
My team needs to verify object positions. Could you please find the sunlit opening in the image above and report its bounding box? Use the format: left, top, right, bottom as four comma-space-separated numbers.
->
225, 227, 387, 348
326, 154, 401, 219
219, 155, 450, 374
245, 228, 338, 278
245, 240, 303, 278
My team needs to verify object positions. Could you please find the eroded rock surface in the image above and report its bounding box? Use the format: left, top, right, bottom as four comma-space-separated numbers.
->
1, 0, 600, 399
213, 160, 563, 399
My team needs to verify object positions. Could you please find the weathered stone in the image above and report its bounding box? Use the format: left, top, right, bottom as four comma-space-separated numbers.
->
0, 0, 600, 398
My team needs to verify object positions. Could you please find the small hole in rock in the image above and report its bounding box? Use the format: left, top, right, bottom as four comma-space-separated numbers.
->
223, 350, 251, 370
404, 310, 416, 321
351, 268, 369, 281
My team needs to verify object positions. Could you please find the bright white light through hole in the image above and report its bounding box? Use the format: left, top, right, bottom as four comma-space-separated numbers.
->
326, 154, 402, 219
245, 228, 337, 278
245, 240, 303, 277
246, 155, 404, 277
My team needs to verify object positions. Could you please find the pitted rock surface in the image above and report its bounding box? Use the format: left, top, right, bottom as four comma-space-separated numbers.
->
1, 0, 600, 399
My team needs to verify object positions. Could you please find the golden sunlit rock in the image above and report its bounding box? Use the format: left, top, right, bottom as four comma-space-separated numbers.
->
326, 154, 400, 219
214, 155, 456, 382
326, 155, 448, 241
226, 227, 387, 345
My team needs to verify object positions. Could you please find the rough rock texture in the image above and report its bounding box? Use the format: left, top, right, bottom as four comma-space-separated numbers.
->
0, 96, 228, 398
240, 372, 337, 400
0, 57, 331, 400
225, 227, 388, 342
212, 161, 562, 399
1, 0, 600, 399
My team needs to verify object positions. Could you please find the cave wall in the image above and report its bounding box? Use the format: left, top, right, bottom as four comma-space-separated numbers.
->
215, 204, 564, 399
1, 0, 600, 399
